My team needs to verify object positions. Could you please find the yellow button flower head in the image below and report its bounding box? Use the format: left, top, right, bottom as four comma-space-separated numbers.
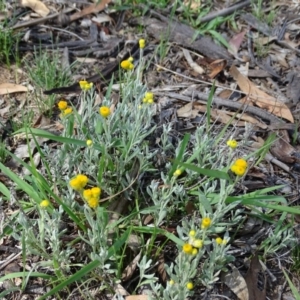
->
139, 39, 146, 49
145, 92, 154, 100
216, 237, 223, 245
227, 139, 238, 149
235, 158, 248, 168
58, 100, 68, 111
173, 169, 182, 177
193, 239, 203, 248
99, 106, 111, 118
86, 197, 99, 209
91, 187, 101, 198
128, 56, 134, 62
69, 174, 88, 191
62, 107, 73, 116
192, 248, 198, 255
201, 217, 211, 229
186, 282, 194, 290
79, 80, 93, 91
182, 243, 193, 254
189, 230, 196, 237
83, 188, 92, 200
147, 98, 154, 104
169, 279, 175, 286
120, 59, 134, 70
86, 139, 93, 147
40, 199, 50, 208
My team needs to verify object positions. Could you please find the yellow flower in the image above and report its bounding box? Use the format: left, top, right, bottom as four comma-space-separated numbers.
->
189, 230, 196, 237
235, 158, 248, 168
216, 237, 223, 245
128, 56, 134, 62
193, 239, 203, 248
86, 197, 99, 209
57, 100, 68, 111
120, 60, 134, 70
173, 169, 182, 177
69, 174, 88, 191
147, 98, 154, 104
139, 39, 146, 49
40, 199, 50, 208
182, 243, 193, 254
79, 80, 93, 91
83, 189, 93, 200
86, 139, 93, 147
222, 239, 228, 245
230, 158, 248, 176
99, 106, 111, 118
227, 139, 238, 149
142, 97, 148, 103
230, 164, 246, 176
191, 248, 198, 255
186, 282, 194, 290
145, 92, 154, 100
62, 107, 73, 116
169, 279, 175, 286
201, 217, 211, 229
91, 187, 101, 198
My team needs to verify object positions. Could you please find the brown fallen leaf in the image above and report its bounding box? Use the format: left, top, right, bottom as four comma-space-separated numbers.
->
20, 0, 50, 17
177, 102, 199, 118
229, 65, 294, 122
222, 264, 249, 300
0, 83, 28, 95
244, 253, 266, 300
228, 30, 247, 56
69, 0, 112, 23
122, 252, 141, 281
208, 59, 227, 79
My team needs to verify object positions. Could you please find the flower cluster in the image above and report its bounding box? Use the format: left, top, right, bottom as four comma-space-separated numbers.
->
57, 100, 73, 116
226, 139, 238, 149
142, 92, 154, 104
182, 229, 206, 256
69, 174, 101, 209
120, 56, 134, 70
83, 187, 101, 209
230, 158, 248, 176
99, 106, 111, 118
79, 80, 93, 91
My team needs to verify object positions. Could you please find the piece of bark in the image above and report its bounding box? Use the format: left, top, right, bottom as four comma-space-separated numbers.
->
137, 17, 233, 63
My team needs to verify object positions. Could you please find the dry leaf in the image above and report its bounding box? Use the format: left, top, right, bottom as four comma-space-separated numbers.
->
69, 0, 112, 22
208, 59, 227, 79
0, 83, 28, 95
245, 254, 266, 300
20, 0, 50, 17
229, 66, 294, 122
122, 252, 141, 281
222, 264, 249, 300
228, 31, 247, 55
177, 102, 199, 118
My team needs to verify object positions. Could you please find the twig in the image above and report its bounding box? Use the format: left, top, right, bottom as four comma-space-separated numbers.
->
11, 8, 75, 30
199, 0, 251, 23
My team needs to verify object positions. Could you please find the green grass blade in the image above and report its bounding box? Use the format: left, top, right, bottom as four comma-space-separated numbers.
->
38, 260, 102, 300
